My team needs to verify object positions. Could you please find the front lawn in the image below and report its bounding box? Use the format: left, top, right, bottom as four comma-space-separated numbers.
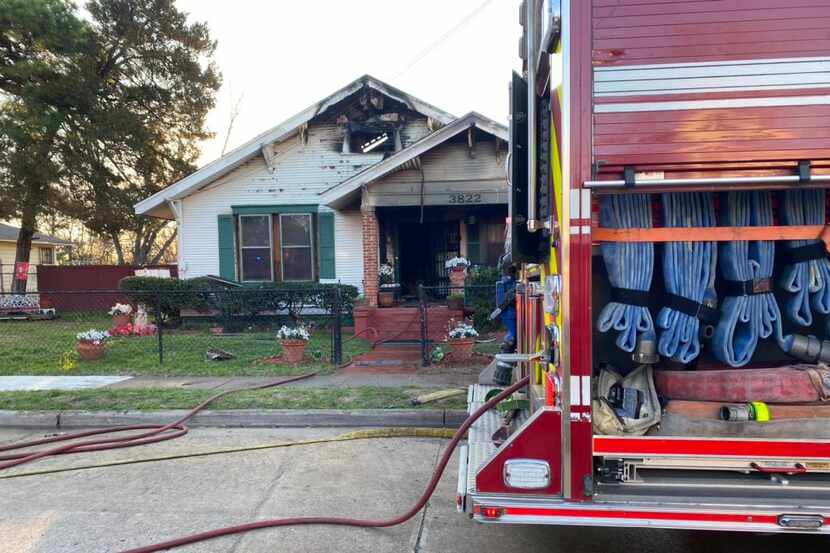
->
0, 315, 369, 377
0, 386, 467, 411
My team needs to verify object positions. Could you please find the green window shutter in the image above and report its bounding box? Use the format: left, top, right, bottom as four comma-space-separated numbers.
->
318, 212, 336, 279
467, 223, 481, 264
217, 214, 237, 280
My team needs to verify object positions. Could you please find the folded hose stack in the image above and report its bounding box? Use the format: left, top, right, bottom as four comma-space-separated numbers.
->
597, 190, 830, 368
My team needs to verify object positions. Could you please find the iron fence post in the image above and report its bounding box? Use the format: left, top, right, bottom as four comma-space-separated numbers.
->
155, 291, 164, 366
418, 284, 430, 367
332, 283, 343, 367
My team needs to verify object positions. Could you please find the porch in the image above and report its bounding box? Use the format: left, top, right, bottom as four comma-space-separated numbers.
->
354, 303, 463, 343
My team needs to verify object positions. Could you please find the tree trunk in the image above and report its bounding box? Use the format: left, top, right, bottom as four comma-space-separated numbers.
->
148, 229, 177, 265
11, 203, 38, 294
111, 233, 126, 265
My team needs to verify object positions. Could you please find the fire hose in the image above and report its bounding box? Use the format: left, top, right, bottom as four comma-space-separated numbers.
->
597, 193, 655, 352
115, 376, 528, 553
0, 372, 318, 471
780, 188, 830, 331
657, 192, 718, 363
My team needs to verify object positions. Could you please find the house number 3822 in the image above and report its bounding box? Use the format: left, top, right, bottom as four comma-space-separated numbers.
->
448, 193, 482, 204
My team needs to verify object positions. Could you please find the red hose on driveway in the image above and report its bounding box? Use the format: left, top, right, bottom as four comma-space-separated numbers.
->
120, 376, 531, 553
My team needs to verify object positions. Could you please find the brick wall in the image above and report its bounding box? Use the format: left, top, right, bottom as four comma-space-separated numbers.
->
361, 207, 379, 307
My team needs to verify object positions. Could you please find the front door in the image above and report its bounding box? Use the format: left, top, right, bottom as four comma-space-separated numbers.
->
398, 221, 460, 296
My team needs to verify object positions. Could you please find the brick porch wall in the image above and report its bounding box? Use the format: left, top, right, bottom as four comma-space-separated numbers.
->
361, 206, 379, 307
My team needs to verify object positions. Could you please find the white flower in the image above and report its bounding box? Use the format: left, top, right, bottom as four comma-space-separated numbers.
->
77, 329, 110, 344
444, 256, 470, 269
448, 322, 479, 340
277, 325, 310, 342
378, 264, 395, 277
108, 303, 133, 316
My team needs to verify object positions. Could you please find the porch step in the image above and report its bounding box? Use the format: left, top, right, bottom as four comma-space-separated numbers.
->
354, 306, 463, 342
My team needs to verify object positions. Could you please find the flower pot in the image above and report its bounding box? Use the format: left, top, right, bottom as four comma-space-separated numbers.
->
77, 341, 105, 361
112, 314, 132, 329
280, 339, 307, 363
378, 289, 396, 307
448, 337, 475, 360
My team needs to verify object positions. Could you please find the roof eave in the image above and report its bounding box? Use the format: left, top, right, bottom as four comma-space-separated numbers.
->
134, 75, 456, 216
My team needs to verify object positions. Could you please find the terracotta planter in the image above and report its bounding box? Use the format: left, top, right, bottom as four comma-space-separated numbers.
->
448, 337, 475, 360
112, 314, 131, 328
280, 339, 307, 363
449, 267, 466, 296
77, 341, 106, 361
378, 289, 396, 307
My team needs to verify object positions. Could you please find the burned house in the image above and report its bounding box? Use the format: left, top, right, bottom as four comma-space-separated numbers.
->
135, 75, 507, 306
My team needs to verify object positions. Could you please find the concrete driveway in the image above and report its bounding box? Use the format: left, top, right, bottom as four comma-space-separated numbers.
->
0, 426, 825, 553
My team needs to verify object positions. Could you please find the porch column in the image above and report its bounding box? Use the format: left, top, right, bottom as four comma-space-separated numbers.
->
362, 205, 379, 307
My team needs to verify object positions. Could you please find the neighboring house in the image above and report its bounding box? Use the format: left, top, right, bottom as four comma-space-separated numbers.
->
0, 223, 74, 292
135, 75, 508, 307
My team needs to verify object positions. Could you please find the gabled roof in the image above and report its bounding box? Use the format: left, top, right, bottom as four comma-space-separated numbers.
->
0, 223, 74, 246
319, 112, 507, 209
134, 75, 456, 219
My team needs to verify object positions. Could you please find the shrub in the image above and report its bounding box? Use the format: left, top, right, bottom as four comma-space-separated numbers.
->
119, 277, 359, 327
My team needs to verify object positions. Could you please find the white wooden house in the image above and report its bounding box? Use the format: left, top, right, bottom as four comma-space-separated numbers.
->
135, 75, 508, 307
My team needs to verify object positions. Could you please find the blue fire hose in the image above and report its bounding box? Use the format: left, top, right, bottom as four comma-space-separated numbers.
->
656, 192, 718, 363
596, 194, 655, 352
779, 189, 830, 331
711, 191, 790, 366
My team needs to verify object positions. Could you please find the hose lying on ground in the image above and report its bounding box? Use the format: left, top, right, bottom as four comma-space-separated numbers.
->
0, 427, 459, 481
120, 376, 531, 553
0, 372, 317, 471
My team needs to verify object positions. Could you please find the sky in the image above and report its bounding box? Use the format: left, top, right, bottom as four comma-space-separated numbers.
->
175, 0, 522, 166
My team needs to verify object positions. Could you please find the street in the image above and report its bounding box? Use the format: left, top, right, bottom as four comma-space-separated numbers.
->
0, 426, 824, 553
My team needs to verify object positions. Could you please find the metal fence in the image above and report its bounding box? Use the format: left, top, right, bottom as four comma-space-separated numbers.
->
416, 283, 499, 367
0, 286, 349, 373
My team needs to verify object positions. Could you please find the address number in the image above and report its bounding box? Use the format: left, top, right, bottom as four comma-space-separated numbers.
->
449, 193, 482, 204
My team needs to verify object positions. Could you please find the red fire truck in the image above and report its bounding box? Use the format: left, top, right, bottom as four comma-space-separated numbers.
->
458, 0, 830, 533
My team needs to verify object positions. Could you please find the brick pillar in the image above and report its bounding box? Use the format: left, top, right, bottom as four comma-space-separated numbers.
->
362, 206, 379, 308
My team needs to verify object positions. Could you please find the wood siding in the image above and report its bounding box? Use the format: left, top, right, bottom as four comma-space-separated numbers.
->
177, 119, 432, 286
364, 141, 507, 207
592, 0, 830, 66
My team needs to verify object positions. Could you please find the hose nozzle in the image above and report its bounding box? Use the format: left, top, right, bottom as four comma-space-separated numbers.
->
788, 334, 830, 364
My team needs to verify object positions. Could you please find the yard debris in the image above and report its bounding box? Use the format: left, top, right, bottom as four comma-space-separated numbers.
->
410, 388, 466, 406
206, 346, 234, 361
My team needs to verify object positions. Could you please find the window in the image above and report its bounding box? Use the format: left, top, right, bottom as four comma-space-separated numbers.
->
239, 215, 273, 281
280, 213, 314, 281
38, 247, 54, 265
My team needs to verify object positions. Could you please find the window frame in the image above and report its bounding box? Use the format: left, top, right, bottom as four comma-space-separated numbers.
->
38, 246, 54, 265
238, 214, 274, 282
278, 212, 315, 282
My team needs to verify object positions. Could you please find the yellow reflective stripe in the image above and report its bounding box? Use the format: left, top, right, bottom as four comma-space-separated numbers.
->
751, 401, 770, 423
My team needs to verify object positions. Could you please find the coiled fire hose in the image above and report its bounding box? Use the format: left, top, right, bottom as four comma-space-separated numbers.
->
779, 188, 830, 330
0, 372, 318, 471
712, 191, 788, 367
597, 194, 655, 352
118, 376, 530, 553
657, 192, 718, 363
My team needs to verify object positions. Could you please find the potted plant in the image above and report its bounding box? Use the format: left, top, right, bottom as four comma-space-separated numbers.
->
108, 302, 133, 329
378, 263, 399, 307
444, 257, 470, 309
277, 324, 310, 363
76, 329, 110, 361
447, 319, 478, 360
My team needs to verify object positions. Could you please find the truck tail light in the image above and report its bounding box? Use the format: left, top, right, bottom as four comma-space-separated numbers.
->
481, 507, 503, 519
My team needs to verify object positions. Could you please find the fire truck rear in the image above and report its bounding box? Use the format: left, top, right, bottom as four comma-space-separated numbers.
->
458, 0, 830, 533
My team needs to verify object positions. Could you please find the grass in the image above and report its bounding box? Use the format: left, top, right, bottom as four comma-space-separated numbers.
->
0, 386, 467, 411
0, 315, 370, 377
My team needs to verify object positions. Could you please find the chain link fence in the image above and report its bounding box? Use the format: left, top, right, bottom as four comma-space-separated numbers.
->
0, 285, 353, 375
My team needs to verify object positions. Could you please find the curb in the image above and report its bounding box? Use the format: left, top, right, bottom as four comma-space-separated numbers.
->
0, 409, 470, 430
